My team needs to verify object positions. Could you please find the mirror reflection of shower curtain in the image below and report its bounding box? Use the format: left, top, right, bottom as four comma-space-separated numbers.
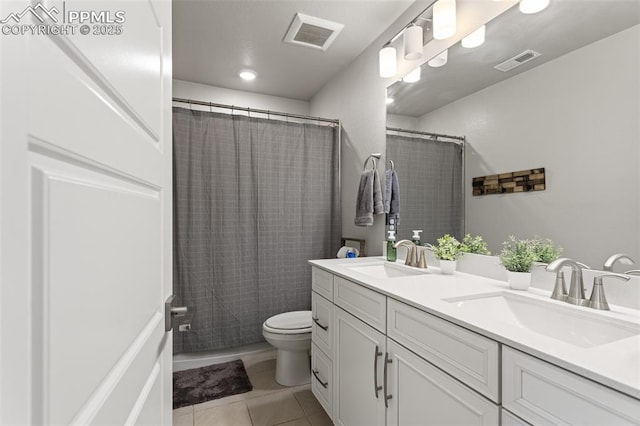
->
172, 107, 341, 354
386, 134, 463, 244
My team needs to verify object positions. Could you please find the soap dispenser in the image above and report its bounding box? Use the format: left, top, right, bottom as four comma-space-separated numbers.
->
387, 231, 397, 262
412, 230, 423, 246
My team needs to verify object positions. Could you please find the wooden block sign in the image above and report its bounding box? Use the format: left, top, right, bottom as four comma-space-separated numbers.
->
472, 168, 545, 196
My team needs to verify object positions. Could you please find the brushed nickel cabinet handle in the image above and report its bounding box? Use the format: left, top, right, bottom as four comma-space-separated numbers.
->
374, 345, 383, 398
312, 369, 328, 388
312, 316, 328, 331
384, 352, 393, 408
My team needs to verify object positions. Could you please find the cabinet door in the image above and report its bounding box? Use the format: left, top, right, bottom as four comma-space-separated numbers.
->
334, 307, 386, 426
386, 340, 499, 426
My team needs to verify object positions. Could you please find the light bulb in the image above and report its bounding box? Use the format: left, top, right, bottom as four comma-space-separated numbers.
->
433, 0, 456, 40
428, 49, 448, 68
404, 25, 423, 60
461, 25, 485, 48
379, 45, 397, 78
519, 0, 550, 14
402, 67, 421, 83
239, 70, 256, 81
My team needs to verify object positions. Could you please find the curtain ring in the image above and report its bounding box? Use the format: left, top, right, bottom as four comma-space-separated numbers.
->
231, 105, 235, 116
189, 100, 192, 110
267, 110, 271, 121
210, 103, 212, 113
248, 108, 251, 119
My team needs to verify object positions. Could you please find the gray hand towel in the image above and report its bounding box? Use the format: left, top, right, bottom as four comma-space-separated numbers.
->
355, 168, 384, 226
385, 169, 400, 225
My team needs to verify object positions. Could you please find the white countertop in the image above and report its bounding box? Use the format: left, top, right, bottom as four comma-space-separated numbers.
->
309, 256, 640, 400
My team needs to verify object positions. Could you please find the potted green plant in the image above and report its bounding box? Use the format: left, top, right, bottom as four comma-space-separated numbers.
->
432, 234, 462, 274
531, 236, 562, 264
460, 234, 491, 255
499, 236, 536, 290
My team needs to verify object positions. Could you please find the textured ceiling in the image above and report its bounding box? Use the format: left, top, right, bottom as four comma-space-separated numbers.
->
173, 0, 415, 100
387, 0, 640, 118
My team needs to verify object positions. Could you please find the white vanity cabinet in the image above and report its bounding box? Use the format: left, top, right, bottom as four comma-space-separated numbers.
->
312, 267, 501, 426
502, 347, 640, 425
309, 264, 640, 426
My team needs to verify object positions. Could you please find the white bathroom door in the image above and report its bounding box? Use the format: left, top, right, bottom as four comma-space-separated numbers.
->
0, 0, 173, 424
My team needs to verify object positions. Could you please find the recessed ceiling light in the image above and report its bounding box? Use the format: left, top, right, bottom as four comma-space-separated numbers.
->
386, 97, 395, 105
239, 70, 257, 81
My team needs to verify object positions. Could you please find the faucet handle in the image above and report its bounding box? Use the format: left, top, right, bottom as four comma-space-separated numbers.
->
576, 261, 590, 269
624, 269, 640, 275
588, 273, 631, 311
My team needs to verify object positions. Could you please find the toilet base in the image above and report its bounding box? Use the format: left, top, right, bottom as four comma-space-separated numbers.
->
275, 348, 311, 386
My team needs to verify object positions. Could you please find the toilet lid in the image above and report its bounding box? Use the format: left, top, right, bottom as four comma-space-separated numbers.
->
265, 311, 312, 330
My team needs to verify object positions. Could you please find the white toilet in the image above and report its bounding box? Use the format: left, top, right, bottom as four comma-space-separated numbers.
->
262, 310, 312, 386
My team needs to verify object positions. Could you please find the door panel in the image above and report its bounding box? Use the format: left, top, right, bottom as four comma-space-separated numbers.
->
0, 0, 172, 424
334, 307, 386, 426
386, 340, 499, 426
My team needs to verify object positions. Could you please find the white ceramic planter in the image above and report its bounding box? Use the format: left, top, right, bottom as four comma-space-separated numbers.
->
507, 271, 531, 290
439, 259, 457, 275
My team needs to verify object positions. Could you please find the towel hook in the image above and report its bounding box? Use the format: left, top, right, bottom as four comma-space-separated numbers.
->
388, 160, 395, 170
363, 153, 382, 171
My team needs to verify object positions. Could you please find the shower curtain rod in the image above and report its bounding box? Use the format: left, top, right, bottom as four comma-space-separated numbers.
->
172, 97, 340, 125
386, 126, 465, 144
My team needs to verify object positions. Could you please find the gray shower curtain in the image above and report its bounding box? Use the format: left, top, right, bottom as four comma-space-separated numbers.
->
386, 133, 463, 244
173, 107, 340, 354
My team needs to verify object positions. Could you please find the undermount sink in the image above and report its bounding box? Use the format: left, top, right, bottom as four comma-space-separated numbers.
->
346, 262, 431, 279
444, 292, 640, 348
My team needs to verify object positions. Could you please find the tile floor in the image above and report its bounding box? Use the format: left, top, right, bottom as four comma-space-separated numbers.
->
173, 351, 333, 426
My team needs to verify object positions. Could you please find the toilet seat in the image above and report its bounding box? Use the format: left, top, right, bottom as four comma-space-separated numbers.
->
263, 311, 312, 335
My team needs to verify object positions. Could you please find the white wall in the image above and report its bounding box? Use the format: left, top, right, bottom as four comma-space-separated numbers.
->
417, 25, 640, 267
387, 114, 418, 130
173, 79, 310, 115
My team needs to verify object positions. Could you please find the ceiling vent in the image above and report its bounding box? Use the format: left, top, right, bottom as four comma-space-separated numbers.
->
494, 50, 542, 72
284, 13, 344, 51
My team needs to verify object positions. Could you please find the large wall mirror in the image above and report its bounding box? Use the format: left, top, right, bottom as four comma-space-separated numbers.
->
385, 1, 640, 267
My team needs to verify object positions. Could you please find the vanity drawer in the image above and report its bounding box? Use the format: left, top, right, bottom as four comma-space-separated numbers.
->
311, 342, 333, 418
334, 276, 386, 333
312, 267, 334, 301
311, 291, 333, 358
501, 409, 530, 426
387, 299, 500, 402
503, 346, 640, 425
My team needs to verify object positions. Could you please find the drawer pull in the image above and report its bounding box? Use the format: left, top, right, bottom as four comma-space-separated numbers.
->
384, 352, 393, 408
374, 345, 383, 398
312, 316, 329, 331
312, 369, 328, 388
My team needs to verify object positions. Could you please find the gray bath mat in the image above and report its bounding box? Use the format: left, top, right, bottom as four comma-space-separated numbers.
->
173, 359, 253, 409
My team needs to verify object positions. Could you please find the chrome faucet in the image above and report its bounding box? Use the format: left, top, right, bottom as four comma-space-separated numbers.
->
394, 240, 418, 267
603, 253, 635, 271
546, 258, 590, 306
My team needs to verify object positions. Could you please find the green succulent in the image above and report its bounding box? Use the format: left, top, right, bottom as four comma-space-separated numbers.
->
499, 236, 536, 272
531, 236, 562, 263
460, 234, 491, 255
432, 234, 463, 261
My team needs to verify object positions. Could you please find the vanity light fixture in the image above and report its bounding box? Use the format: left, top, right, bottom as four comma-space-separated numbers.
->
403, 24, 423, 60
428, 49, 448, 67
519, 0, 550, 14
402, 66, 421, 83
239, 70, 257, 81
433, 0, 456, 40
379, 44, 397, 78
461, 25, 485, 48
